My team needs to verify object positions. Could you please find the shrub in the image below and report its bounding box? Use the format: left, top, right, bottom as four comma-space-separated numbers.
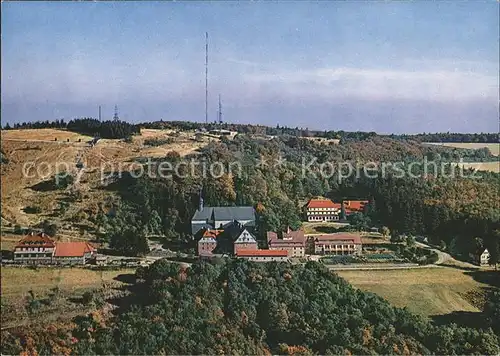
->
42, 220, 58, 237
13, 224, 24, 235
144, 137, 174, 147
24, 206, 42, 214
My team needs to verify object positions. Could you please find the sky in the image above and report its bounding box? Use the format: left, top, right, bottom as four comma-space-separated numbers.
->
1, 1, 499, 134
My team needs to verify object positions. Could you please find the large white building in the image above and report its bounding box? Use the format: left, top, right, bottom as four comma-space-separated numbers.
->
305, 199, 341, 222
13, 232, 96, 265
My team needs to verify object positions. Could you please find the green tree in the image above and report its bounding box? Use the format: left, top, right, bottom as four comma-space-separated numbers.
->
348, 212, 371, 231
109, 227, 149, 256
42, 220, 58, 237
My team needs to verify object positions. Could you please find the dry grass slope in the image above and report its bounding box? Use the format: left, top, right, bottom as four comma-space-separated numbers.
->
1, 266, 135, 299
0, 128, 209, 236
423, 142, 500, 156
337, 267, 486, 316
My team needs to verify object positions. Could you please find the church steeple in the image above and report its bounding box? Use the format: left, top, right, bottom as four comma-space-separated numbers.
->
199, 190, 204, 211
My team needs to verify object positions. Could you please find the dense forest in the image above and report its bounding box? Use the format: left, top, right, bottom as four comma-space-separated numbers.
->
2, 260, 498, 355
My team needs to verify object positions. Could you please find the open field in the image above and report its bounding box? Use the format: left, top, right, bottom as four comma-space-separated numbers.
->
1, 128, 208, 233
1, 128, 93, 142
337, 267, 488, 316
1, 266, 135, 299
423, 142, 499, 156
458, 161, 500, 173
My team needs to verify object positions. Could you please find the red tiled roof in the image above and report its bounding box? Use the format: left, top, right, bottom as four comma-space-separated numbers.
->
54, 242, 96, 257
314, 233, 362, 244
236, 249, 288, 257
343, 200, 369, 212
203, 229, 223, 238
16, 232, 55, 248
307, 199, 340, 209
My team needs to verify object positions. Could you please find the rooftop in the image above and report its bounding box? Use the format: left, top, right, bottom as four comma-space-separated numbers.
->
236, 249, 288, 257
202, 229, 224, 238
192, 206, 255, 222
307, 199, 341, 209
16, 232, 56, 248
313, 233, 362, 244
344, 200, 369, 212
54, 242, 96, 257
268, 229, 306, 244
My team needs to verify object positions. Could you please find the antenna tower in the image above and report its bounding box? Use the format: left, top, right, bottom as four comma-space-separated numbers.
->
113, 105, 119, 121
205, 32, 209, 125
98, 105, 102, 121
218, 94, 222, 124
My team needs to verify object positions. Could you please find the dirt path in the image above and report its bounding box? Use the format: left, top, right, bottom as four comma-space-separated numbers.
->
415, 241, 479, 269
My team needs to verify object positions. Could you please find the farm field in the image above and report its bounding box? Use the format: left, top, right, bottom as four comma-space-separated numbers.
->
337, 267, 488, 316
1, 266, 135, 299
423, 142, 499, 156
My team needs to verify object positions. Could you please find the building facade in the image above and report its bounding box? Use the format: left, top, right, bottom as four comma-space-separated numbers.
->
236, 249, 289, 262
233, 229, 258, 254
14, 232, 56, 264
54, 242, 96, 265
472, 248, 490, 266
197, 229, 222, 256
13, 233, 96, 265
267, 228, 306, 257
309, 233, 362, 256
305, 199, 341, 222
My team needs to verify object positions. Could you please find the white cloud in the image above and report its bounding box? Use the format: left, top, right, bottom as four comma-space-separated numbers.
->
241, 66, 498, 102
2, 51, 497, 107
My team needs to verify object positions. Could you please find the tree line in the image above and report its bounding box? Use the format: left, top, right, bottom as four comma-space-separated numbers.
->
3, 118, 139, 139
3, 118, 498, 143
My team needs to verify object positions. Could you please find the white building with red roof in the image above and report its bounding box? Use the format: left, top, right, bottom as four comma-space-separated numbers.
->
54, 241, 96, 265
13, 232, 96, 265
14, 232, 56, 264
305, 198, 342, 222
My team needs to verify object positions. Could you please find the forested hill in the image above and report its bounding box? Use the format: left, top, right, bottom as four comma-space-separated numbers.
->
102, 133, 499, 260
3, 260, 497, 355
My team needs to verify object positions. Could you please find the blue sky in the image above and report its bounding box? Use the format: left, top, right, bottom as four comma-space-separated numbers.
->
2, 1, 498, 133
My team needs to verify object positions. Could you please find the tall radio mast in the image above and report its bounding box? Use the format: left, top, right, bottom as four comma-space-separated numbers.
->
205, 32, 209, 125
218, 94, 222, 124
113, 105, 119, 121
